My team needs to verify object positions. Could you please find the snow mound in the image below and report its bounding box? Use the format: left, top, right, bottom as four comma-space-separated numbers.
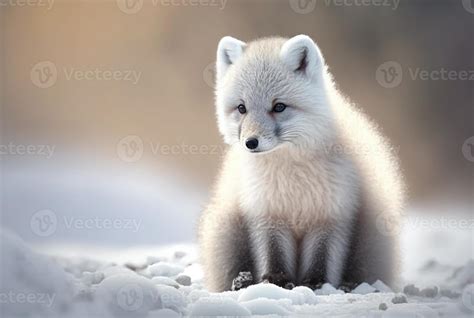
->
95, 274, 162, 316
148, 262, 184, 277
0, 229, 76, 317
240, 298, 292, 316
1, 228, 470, 317
314, 283, 344, 295
189, 297, 251, 316
237, 283, 306, 305
352, 282, 377, 295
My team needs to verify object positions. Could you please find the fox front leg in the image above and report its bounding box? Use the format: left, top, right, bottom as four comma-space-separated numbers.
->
250, 218, 297, 289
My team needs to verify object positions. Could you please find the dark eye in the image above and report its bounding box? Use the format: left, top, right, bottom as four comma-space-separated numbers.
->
272, 103, 287, 113
237, 104, 247, 114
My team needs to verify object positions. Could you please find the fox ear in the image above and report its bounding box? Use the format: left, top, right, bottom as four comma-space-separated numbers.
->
216, 36, 246, 81
280, 35, 324, 79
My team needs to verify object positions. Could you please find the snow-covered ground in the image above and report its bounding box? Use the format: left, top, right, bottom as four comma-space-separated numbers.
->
1, 159, 473, 317
1, 225, 473, 317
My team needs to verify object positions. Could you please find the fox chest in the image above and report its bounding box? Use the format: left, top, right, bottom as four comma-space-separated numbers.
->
238, 161, 339, 229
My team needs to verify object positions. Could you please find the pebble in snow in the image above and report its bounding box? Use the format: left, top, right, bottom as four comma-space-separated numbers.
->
420, 286, 439, 298
174, 251, 187, 259
175, 275, 191, 286
403, 284, 421, 296
392, 295, 408, 304
379, 302, 388, 311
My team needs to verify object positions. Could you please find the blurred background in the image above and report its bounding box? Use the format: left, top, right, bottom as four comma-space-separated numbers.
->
0, 0, 472, 273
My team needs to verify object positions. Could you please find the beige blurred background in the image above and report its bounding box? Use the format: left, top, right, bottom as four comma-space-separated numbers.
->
0, 0, 473, 234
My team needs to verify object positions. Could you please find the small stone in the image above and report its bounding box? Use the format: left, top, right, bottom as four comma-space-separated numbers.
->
175, 275, 192, 286
174, 251, 186, 259
231, 271, 253, 291
420, 286, 438, 298
391, 295, 408, 304
379, 302, 388, 311
403, 284, 420, 296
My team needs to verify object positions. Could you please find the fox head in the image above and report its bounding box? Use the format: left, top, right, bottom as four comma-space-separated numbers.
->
214, 35, 335, 154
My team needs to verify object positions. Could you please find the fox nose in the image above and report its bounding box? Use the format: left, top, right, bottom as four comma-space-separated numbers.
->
245, 138, 259, 150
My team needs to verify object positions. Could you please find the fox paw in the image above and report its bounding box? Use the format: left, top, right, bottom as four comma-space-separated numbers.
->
262, 272, 295, 289
300, 278, 324, 291
339, 281, 359, 293
231, 271, 254, 291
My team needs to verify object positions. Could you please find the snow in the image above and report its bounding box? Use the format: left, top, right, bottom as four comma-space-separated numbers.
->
1, 226, 472, 317
314, 283, 345, 295
189, 297, 251, 316
352, 282, 377, 295
148, 262, 184, 278
1, 160, 472, 316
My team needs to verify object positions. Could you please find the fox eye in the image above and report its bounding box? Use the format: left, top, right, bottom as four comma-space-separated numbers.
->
272, 103, 287, 113
237, 104, 247, 114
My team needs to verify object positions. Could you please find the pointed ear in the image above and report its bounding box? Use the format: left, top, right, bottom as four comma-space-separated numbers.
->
216, 36, 246, 81
280, 35, 324, 79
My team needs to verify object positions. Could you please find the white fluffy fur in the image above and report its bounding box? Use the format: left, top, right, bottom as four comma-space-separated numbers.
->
199, 35, 405, 292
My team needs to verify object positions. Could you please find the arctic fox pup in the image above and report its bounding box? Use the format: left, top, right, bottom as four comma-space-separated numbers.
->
199, 35, 405, 292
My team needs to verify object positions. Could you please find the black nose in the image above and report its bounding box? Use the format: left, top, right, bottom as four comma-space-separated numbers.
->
245, 138, 259, 150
